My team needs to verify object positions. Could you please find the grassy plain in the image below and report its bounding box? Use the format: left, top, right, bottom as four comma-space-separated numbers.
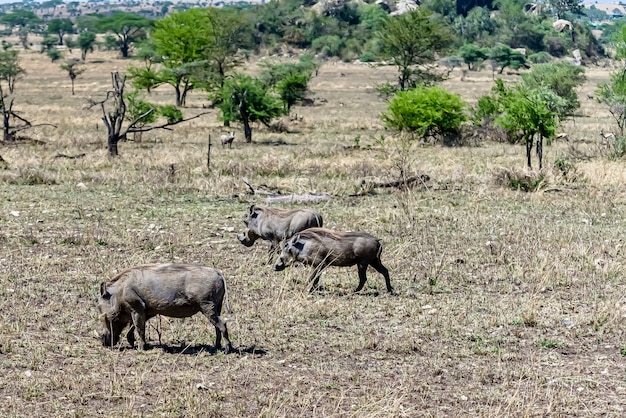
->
1, 47, 626, 417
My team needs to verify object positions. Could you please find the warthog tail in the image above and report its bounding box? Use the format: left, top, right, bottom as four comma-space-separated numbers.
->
221, 273, 232, 315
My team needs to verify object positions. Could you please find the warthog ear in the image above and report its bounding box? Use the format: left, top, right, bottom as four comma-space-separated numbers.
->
249, 204, 256, 214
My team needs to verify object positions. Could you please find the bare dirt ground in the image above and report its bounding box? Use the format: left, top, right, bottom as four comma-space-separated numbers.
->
1, 47, 626, 417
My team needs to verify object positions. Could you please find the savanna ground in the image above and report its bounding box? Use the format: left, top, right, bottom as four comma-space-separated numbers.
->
1, 44, 626, 417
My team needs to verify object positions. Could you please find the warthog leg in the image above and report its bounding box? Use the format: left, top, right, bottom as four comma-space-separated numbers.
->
371, 259, 393, 293
130, 310, 148, 350
126, 325, 136, 348
201, 302, 233, 354
355, 264, 369, 292
307, 264, 326, 292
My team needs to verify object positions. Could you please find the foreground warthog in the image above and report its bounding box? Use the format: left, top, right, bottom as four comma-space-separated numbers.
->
97, 263, 233, 353
273, 227, 393, 293
237, 205, 323, 262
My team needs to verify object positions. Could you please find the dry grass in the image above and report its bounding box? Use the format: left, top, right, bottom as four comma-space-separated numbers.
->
1, 48, 626, 417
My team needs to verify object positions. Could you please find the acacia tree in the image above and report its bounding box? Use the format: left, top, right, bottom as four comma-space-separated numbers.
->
60, 59, 84, 95
216, 73, 286, 143
0, 50, 25, 94
96, 12, 152, 58
128, 8, 211, 106
203, 8, 253, 92
47, 18, 73, 45
89, 72, 209, 156
77, 31, 96, 61
0, 50, 54, 141
376, 8, 455, 91
0, 10, 41, 49
258, 60, 314, 111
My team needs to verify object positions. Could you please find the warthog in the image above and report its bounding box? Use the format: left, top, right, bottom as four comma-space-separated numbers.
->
237, 205, 323, 263
273, 227, 393, 293
220, 131, 235, 148
97, 263, 233, 353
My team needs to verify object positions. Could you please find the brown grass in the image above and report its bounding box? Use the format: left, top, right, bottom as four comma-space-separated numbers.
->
1, 47, 626, 417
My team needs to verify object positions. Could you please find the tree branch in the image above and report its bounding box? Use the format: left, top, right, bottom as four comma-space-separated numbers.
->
127, 111, 211, 133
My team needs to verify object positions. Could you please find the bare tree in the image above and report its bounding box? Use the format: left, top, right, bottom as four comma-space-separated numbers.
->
88, 71, 210, 157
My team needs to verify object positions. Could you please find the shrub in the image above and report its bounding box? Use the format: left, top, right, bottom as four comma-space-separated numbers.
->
311, 35, 343, 58
382, 85, 466, 142
528, 51, 551, 64
545, 37, 568, 57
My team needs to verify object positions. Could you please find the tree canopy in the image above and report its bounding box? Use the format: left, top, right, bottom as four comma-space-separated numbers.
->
377, 9, 455, 91
96, 12, 153, 58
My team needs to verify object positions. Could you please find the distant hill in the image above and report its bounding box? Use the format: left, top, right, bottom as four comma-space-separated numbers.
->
0, 0, 267, 19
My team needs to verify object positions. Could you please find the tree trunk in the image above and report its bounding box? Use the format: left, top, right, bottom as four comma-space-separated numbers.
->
175, 86, 182, 107
71, 79, 75, 96
108, 134, 121, 156
243, 118, 252, 143
525, 136, 533, 169
536, 136, 543, 170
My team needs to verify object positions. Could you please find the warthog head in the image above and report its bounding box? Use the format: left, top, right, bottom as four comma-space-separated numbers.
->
237, 205, 262, 246
237, 228, 260, 247
97, 283, 132, 348
273, 237, 300, 271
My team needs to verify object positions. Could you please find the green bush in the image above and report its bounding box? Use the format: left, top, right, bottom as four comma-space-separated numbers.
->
382, 85, 466, 141
311, 35, 343, 58
528, 51, 551, 64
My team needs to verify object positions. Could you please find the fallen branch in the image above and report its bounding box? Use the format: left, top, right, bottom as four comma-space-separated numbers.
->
242, 177, 331, 203
351, 174, 431, 196
369, 174, 430, 189
53, 152, 86, 159
242, 177, 277, 196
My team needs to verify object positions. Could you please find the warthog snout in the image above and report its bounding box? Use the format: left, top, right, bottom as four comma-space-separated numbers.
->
273, 258, 287, 271
237, 229, 258, 247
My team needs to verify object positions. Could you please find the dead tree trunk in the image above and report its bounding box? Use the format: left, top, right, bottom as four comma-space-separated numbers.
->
101, 72, 127, 157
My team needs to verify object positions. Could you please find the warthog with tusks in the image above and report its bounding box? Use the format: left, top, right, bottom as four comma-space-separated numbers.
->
237, 205, 323, 263
220, 131, 235, 148
97, 263, 233, 353
273, 227, 393, 293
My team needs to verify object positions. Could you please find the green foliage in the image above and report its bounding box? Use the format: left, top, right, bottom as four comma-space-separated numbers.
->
547, 0, 584, 20
377, 9, 455, 91
0, 10, 40, 29
125, 92, 157, 126
459, 43, 490, 70
158, 105, 183, 124
40, 35, 57, 52
596, 69, 626, 136
357, 3, 388, 31
77, 31, 96, 61
47, 18, 73, 45
583, 5, 609, 22
75, 14, 101, 33
489, 44, 528, 74
311, 35, 343, 58
102, 35, 119, 52
275, 71, 311, 111
528, 51, 551, 64
96, 12, 153, 58
47, 48, 62, 62
0, 50, 24, 93
520, 62, 586, 118
382, 85, 467, 141
454, 6, 496, 44
494, 85, 563, 141
217, 72, 286, 142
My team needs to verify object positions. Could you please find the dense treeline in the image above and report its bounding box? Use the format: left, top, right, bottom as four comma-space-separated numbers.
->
0, 0, 615, 64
